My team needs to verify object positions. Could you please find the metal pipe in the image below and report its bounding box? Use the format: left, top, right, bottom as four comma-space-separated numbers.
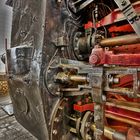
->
91, 124, 126, 140
105, 113, 140, 127
106, 99, 140, 113
100, 34, 140, 47
69, 75, 88, 82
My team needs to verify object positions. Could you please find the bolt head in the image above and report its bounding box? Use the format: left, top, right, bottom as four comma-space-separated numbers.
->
54, 117, 60, 123
52, 130, 58, 135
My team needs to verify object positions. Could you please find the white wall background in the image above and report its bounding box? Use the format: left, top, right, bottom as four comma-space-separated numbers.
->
0, 0, 12, 72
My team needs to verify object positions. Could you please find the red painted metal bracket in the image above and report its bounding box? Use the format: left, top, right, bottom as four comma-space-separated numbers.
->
89, 48, 140, 66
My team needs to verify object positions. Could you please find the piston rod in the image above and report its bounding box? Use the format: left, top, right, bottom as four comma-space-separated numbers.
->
55, 72, 88, 83
100, 34, 140, 47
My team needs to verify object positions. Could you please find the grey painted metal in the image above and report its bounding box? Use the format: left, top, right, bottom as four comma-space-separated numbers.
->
7, 0, 49, 139
7, 0, 74, 139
